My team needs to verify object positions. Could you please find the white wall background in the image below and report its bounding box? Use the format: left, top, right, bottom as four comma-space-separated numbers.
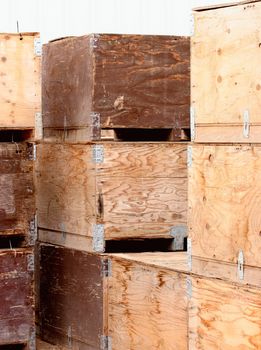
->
0, 0, 235, 43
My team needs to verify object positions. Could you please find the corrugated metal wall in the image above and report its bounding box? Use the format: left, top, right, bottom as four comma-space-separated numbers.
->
0, 0, 234, 43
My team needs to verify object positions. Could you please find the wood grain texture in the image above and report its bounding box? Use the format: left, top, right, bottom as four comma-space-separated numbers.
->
108, 254, 188, 350
194, 125, 261, 143
38, 243, 106, 350
189, 276, 261, 349
0, 33, 41, 129
43, 34, 190, 137
101, 176, 187, 239
189, 144, 261, 269
37, 143, 187, 249
0, 248, 34, 345
191, 256, 261, 288
36, 143, 96, 237
42, 36, 93, 130
110, 251, 188, 273
0, 143, 35, 242
37, 339, 65, 350
192, 2, 261, 142
93, 34, 190, 129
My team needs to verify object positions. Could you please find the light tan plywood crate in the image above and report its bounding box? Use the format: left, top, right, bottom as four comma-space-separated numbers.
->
36, 142, 188, 252
0, 32, 41, 141
191, 0, 261, 143
188, 144, 261, 287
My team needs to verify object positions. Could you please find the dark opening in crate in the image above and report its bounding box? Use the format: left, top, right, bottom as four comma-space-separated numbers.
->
0, 130, 34, 142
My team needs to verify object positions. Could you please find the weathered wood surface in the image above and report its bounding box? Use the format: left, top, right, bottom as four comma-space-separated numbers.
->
37, 339, 67, 349
43, 34, 190, 140
108, 253, 188, 350
36, 142, 187, 251
191, 256, 261, 288
0, 143, 35, 243
38, 243, 107, 350
188, 145, 261, 270
192, 1, 261, 142
189, 275, 261, 349
0, 248, 34, 345
0, 33, 41, 130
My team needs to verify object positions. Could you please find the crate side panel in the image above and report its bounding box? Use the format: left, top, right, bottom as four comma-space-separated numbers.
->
0, 143, 35, 239
192, 2, 261, 126
36, 143, 96, 237
189, 144, 261, 268
39, 243, 105, 349
0, 33, 40, 128
94, 34, 190, 129
42, 36, 93, 129
108, 256, 188, 350
189, 276, 261, 349
0, 248, 34, 344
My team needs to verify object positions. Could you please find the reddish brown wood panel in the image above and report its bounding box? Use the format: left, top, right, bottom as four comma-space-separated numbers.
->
0, 143, 35, 243
42, 34, 190, 136
38, 243, 106, 350
0, 248, 34, 345
93, 34, 190, 129
42, 36, 93, 130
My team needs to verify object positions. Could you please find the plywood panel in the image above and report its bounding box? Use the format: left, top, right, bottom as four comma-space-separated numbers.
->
188, 144, 261, 269
0, 143, 35, 242
108, 253, 188, 350
189, 276, 261, 349
38, 243, 106, 350
0, 33, 41, 128
0, 248, 34, 345
36, 143, 96, 237
101, 176, 187, 239
192, 1, 261, 142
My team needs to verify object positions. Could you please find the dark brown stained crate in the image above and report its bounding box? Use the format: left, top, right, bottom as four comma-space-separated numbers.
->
0, 248, 35, 346
0, 143, 35, 245
38, 243, 107, 350
42, 34, 190, 141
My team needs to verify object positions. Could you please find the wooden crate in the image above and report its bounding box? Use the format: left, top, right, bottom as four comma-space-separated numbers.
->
36, 142, 187, 252
188, 144, 261, 286
37, 243, 189, 350
0, 248, 35, 348
42, 34, 190, 142
0, 143, 36, 246
0, 33, 41, 137
191, 0, 261, 143
188, 275, 261, 349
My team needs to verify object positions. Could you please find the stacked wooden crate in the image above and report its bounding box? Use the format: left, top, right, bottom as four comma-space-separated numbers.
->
36, 34, 191, 349
189, 1, 261, 348
0, 33, 41, 349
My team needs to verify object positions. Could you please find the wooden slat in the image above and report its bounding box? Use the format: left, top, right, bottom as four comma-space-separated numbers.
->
191, 256, 261, 288
0, 33, 41, 129
194, 125, 261, 143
